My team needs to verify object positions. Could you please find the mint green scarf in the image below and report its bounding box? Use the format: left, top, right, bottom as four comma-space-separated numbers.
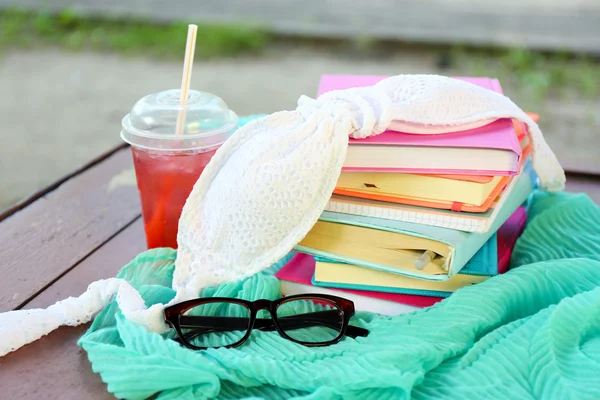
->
79, 190, 600, 400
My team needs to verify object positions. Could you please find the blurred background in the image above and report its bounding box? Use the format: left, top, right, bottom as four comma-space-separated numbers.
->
0, 0, 598, 210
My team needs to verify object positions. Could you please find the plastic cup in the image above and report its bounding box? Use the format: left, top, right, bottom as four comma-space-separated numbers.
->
121, 89, 238, 249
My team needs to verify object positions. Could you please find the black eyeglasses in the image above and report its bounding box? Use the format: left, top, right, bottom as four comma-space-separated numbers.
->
164, 294, 369, 349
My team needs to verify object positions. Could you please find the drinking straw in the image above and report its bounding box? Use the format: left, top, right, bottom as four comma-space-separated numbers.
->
175, 24, 198, 135
146, 25, 197, 248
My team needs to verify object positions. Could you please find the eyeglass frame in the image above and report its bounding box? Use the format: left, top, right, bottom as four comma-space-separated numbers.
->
163, 293, 369, 350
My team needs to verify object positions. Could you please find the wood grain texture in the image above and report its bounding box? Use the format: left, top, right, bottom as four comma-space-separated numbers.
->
24, 218, 146, 309
0, 219, 147, 400
0, 325, 114, 400
0, 147, 140, 312
0, 143, 129, 222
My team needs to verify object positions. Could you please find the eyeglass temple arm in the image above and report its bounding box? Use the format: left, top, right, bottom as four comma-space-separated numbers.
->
178, 311, 369, 338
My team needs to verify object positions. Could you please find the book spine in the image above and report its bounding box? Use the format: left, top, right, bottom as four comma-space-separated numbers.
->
324, 200, 486, 233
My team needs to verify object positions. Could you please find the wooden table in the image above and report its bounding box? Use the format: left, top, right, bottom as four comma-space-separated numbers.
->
1, 143, 599, 399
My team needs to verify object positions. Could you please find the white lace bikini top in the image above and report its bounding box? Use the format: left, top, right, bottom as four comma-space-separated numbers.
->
0, 74, 565, 357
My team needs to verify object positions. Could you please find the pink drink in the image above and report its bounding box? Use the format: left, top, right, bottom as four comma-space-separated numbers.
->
121, 89, 238, 249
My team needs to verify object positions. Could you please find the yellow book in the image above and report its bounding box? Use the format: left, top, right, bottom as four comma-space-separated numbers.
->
296, 220, 452, 276
314, 260, 488, 294
335, 172, 503, 207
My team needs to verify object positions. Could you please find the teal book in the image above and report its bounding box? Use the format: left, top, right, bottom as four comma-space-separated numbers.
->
311, 233, 497, 298
294, 159, 536, 282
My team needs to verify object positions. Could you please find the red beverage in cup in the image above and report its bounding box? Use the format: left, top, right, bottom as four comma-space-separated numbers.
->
121, 89, 238, 249
131, 147, 217, 249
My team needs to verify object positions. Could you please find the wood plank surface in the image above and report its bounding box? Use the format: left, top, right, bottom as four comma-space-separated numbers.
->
0, 147, 140, 312
0, 219, 147, 400
24, 218, 146, 310
0, 325, 113, 400
0, 140, 598, 400
565, 174, 600, 204
0, 144, 130, 221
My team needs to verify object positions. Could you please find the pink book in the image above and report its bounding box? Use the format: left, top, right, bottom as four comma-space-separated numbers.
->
317, 75, 522, 176
497, 205, 528, 272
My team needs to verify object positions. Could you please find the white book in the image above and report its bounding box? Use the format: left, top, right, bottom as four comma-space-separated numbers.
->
344, 143, 519, 173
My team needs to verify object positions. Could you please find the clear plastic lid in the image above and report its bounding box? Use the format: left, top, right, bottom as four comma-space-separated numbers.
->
121, 89, 238, 152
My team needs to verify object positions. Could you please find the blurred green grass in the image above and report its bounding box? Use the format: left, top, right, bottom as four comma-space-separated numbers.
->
0, 8, 270, 58
0, 7, 598, 107
448, 46, 599, 107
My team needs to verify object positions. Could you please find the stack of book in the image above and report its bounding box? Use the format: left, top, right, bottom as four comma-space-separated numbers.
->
275, 75, 536, 315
